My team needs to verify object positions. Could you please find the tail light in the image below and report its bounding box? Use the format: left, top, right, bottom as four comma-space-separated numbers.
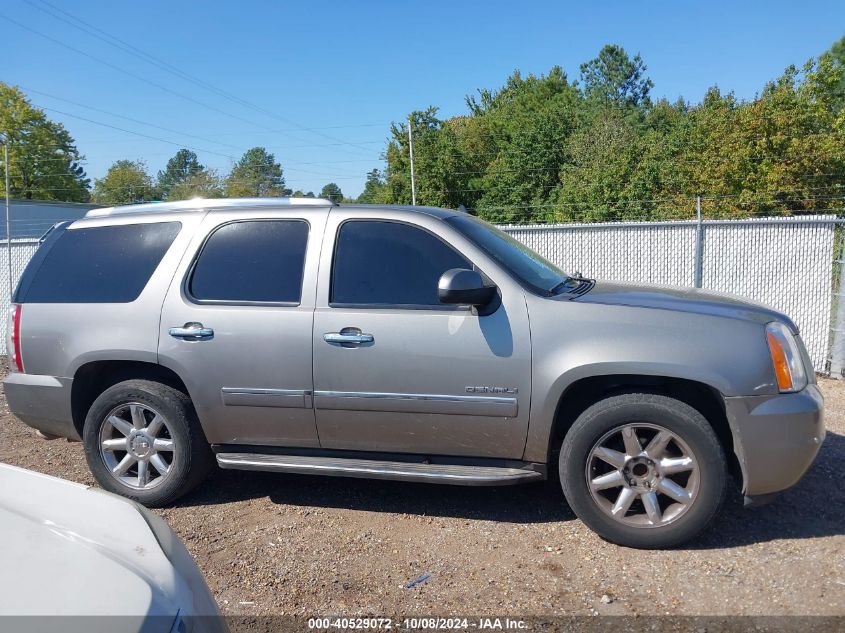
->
9, 304, 23, 373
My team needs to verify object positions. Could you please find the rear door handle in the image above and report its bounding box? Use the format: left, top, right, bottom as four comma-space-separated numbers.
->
324, 327, 374, 346
169, 322, 214, 340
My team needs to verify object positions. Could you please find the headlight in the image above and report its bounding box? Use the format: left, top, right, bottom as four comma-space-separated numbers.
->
765, 322, 807, 393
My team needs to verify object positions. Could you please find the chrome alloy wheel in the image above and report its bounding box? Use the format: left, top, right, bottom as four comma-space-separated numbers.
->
585, 423, 700, 528
98, 402, 175, 490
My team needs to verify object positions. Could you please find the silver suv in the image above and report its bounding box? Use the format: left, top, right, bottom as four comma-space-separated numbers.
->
4, 198, 825, 548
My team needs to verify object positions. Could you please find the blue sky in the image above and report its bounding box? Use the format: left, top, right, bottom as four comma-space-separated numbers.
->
4, 1, 845, 197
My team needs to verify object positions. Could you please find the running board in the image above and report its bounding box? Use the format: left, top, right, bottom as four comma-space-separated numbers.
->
215, 452, 544, 486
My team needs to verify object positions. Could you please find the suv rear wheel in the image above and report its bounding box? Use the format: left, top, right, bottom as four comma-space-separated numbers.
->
83, 379, 214, 507
560, 393, 727, 549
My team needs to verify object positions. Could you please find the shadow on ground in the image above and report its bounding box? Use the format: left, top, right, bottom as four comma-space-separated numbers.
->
177, 432, 845, 545
180, 467, 575, 524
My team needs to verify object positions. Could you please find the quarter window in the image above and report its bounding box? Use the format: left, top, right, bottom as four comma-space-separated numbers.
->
19, 222, 180, 303
331, 220, 471, 306
189, 220, 308, 303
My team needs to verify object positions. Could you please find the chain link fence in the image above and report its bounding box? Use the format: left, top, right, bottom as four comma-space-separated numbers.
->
501, 215, 841, 373
0, 216, 841, 375
0, 239, 41, 355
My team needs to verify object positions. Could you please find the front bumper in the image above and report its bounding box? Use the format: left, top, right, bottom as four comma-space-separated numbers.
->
724, 383, 825, 497
3, 372, 78, 440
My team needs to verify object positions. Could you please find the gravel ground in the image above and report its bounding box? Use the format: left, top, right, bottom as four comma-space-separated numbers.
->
1, 374, 843, 618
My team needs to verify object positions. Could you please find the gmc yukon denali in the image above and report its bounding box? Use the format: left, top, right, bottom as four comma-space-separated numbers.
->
4, 198, 825, 548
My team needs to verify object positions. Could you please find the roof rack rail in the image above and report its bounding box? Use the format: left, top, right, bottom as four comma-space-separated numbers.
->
86, 196, 336, 218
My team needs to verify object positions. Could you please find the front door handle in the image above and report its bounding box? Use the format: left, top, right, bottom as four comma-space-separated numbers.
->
324, 327, 374, 347
169, 322, 214, 340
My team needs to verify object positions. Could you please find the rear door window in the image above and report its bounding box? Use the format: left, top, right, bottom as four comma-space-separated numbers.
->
188, 220, 309, 304
18, 222, 181, 303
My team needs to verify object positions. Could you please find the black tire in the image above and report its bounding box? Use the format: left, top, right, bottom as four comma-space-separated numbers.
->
83, 379, 214, 507
559, 393, 727, 549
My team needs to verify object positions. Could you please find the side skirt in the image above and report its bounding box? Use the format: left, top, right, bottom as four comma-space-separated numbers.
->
212, 445, 546, 486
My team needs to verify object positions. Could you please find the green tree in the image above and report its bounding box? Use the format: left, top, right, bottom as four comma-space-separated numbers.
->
92, 160, 158, 205
356, 169, 387, 203
579, 45, 654, 109
832, 34, 845, 63
292, 190, 315, 197
824, 34, 845, 112
0, 83, 90, 202
319, 182, 344, 203
381, 108, 439, 205
380, 107, 479, 209
367, 41, 845, 223
226, 147, 290, 197
556, 110, 649, 221
476, 107, 576, 223
167, 168, 224, 201
158, 149, 203, 199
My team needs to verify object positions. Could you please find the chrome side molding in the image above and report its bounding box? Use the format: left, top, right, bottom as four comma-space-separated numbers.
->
313, 390, 518, 417
221, 387, 313, 408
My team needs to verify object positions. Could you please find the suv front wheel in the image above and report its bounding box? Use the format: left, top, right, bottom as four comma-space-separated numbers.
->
83, 379, 214, 507
560, 393, 727, 549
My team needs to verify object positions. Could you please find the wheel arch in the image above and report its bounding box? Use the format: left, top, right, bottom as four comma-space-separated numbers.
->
71, 360, 192, 438
543, 373, 742, 487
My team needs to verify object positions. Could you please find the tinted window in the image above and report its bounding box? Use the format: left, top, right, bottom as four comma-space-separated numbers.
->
445, 214, 572, 295
20, 222, 180, 303
331, 220, 471, 306
189, 220, 308, 303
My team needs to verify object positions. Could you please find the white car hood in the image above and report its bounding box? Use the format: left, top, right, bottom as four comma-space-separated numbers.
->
0, 463, 181, 618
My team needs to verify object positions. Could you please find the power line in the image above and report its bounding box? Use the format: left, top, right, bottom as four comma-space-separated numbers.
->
10, 139, 384, 152
1, 157, 88, 164
0, 13, 295, 136
14, 1, 838, 178
463, 192, 845, 211
3, 11, 374, 162
14, 172, 363, 186
474, 197, 842, 218
421, 181, 845, 200
24, 106, 363, 179
6, 150, 366, 179
12, 177, 360, 194
194, 123, 386, 137
21, 87, 247, 152
385, 119, 845, 146
441, 157, 845, 177
7, 154, 376, 169
36, 106, 237, 160
14, 184, 841, 209
21, 0, 378, 154
391, 142, 845, 167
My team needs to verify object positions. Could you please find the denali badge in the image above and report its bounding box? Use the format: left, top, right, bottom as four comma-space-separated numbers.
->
465, 386, 519, 395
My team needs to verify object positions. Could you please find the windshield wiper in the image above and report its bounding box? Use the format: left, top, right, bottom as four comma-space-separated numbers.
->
549, 272, 594, 296
548, 279, 576, 295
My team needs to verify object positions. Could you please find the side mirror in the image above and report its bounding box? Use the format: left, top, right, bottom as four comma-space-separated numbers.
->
438, 268, 497, 308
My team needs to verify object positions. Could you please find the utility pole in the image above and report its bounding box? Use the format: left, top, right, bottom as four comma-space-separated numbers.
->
407, 117, 417, 205
1, 135, 10, 302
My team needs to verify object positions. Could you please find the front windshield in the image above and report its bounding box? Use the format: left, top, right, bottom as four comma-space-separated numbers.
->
445, 214, 573, 295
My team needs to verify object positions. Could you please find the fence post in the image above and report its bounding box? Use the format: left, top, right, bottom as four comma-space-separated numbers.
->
693, 195, 703, 288
830, 241, 845, 377
3, 138, 10, 303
